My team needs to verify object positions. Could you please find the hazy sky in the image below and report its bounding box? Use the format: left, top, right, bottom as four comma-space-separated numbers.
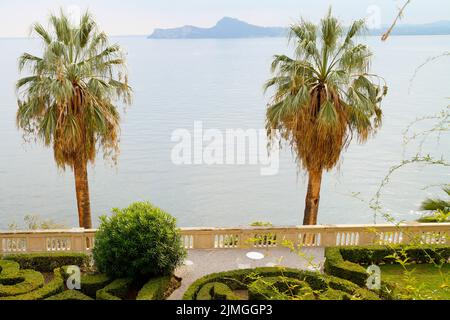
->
0, 0, 449, 37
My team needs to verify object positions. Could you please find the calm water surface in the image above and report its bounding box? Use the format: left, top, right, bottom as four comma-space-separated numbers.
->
0, 35, 449, 229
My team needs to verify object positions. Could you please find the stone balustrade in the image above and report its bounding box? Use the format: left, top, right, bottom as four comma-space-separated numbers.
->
0, 223, 448, 254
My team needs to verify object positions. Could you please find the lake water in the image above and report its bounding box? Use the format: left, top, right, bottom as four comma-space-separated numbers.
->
0, 35, 449, 229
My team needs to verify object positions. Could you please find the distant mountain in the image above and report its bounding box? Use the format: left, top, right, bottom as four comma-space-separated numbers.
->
369, 20, 450, 36
148, 17, 286, 39
148, 18, 450, 39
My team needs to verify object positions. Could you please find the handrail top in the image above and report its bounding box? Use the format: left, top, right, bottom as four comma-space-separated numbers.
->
0, 228, 98, 235
180, 222, 450, 231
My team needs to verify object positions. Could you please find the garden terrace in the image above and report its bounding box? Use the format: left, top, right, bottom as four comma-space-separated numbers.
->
0, 223, 449, 300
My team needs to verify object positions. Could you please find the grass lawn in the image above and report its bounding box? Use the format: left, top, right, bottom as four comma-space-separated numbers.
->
381, 263, 450, 300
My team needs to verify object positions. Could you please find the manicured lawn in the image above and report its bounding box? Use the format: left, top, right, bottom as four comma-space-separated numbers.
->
381, 264, 450, 300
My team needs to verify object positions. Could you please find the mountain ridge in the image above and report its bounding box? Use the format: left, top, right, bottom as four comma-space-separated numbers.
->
148, 17, 286, 39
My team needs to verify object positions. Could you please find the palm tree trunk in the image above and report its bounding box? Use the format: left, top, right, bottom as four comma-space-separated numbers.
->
73, 160, 92, 229
303, 170, 323, 225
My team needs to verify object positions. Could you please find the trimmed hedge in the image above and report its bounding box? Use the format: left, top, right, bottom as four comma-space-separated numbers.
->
318, 274, 380, 300
184, 267, 308, 300
136, 276, 173, 300
326, 274, 360, 292
196, 282, 242, 300
96, 278, 133, 300
183, 267, 380, 300
0, 267, 65, 300
324, 245, 450, 299
248, 277, 314, 300
210, 282, 242, 300
319, 288, 351, 300
46, 290, 94, 300
324, 248, 368, 286
0, 260, 44, 297
79, 273, 112, 298
339, 245, 450, 265
0, 260, 20, 275
3, 253, 89, 272
196, 283, 216, 300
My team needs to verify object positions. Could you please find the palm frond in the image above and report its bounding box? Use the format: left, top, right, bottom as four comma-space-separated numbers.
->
265, 8, 387, 172
16, 9, 132, 169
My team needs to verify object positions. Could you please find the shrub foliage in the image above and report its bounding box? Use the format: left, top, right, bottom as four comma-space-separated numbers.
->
93, 202, 186, 279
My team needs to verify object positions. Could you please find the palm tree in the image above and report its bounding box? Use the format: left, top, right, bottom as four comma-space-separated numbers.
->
418, 187, 450, 223
16, 10, 132, 229
420, 187, 450, 212
264, 10, 387, 225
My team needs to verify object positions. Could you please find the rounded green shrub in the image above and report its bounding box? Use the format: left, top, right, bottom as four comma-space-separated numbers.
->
93, 202, 186, 279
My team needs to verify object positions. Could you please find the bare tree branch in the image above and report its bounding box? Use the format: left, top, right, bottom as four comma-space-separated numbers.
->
382, 0, 412, 41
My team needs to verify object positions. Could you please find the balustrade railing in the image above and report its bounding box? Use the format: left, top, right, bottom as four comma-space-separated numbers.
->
0, 223, 448, 254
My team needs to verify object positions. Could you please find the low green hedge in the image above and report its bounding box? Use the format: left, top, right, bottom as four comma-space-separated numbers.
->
0, 260, 20, 275
196, 283, 216, 300
0, 270, 44, 297
248, 277, 314, 300
196, 282, 242, 300
0, 260, 22, 285
79, 273, 112, 298
324, 245, 450, 298
136, 276, 173, 300
324, 248, 368, 287
0, 267, 65, 300
325, 274, 360, 292
46, 290, 94, 300
184, 267, 380, 300
320, 273, 380, 300
319, 288, 351, 300
210, 282, 242, 300
183, 267, 302, 300
96, 278, 133, 300
339, 245, 450, 265
3, 253, 90, 272
0, 260, 44, 297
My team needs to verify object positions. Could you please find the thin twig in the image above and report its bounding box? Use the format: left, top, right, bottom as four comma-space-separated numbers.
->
381, 0, 412, 41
